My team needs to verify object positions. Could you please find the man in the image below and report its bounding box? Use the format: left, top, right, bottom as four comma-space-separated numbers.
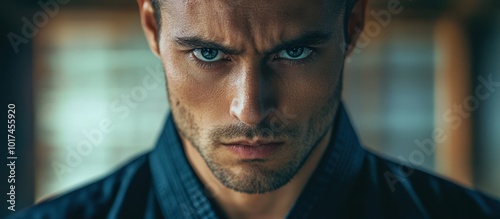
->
10, 0, 500, 218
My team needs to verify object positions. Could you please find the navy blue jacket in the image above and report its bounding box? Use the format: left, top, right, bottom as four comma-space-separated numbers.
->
10, 104, 500, 218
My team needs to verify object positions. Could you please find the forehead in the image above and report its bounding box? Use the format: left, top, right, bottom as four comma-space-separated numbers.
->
161, 0, 345, 51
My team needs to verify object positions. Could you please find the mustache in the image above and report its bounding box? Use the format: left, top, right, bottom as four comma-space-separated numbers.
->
210, 121, 300, 140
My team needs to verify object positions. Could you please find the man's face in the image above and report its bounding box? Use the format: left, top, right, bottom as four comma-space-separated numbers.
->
157, 0, 347, 194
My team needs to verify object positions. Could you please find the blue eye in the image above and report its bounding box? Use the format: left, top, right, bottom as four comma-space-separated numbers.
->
277, 47, 312, 60
193, 48, 224, 62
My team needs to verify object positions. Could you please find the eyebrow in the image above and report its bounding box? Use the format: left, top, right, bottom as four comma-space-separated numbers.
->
265, 30, 334, 55
175, 37, 242, 55
174, 30, 334, 55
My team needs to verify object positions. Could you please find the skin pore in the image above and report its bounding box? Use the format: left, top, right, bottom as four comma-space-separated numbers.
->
137, 0, 366, 218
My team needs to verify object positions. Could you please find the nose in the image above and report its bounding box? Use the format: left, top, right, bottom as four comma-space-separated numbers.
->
229, 62, 274, 126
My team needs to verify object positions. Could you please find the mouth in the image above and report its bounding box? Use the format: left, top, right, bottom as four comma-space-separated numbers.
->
221, 140, 285, 160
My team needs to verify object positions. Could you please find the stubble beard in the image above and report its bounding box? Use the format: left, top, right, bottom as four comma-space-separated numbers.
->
168, 75, 342, 194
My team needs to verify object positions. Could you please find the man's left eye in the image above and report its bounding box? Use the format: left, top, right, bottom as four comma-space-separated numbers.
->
193, 48, 225, 62
277, 47, 312, 60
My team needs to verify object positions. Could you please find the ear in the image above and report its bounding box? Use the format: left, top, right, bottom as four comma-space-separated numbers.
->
137, 0, 161, 57
345, 0, 369, 56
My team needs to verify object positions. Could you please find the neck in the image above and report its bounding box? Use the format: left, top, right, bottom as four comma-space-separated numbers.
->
181, 127, 333, 219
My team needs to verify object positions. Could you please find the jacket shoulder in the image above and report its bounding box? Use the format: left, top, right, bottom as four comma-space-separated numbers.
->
9, 153, 152, 219
365, 150, 500, 218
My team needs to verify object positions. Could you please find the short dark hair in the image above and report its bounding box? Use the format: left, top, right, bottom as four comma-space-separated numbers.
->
151, 0, 162, 31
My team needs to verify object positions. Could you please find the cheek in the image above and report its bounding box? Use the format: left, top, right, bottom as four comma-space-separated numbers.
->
162, 52, 229, 125
279, 57, 342, 122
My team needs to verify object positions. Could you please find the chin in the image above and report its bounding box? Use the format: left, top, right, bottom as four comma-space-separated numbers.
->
208, 154, 302, 194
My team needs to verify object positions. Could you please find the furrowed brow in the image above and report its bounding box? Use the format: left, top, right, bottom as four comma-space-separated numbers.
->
175, 31, 333, 55
174, 37, 242, 55
266, 30, 334, 55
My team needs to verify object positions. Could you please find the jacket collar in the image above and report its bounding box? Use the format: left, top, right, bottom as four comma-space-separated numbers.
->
149, 101, 366, 218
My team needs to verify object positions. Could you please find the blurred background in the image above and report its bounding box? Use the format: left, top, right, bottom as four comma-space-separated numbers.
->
1, 0, 500, 216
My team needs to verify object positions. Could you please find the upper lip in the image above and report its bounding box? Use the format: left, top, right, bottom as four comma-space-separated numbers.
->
222, 140, 284, 147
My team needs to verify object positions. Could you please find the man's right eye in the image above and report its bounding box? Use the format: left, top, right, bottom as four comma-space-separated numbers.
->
193, 48, 225, 62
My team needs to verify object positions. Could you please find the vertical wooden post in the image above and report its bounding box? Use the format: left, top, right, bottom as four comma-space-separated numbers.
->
433, 16, 472, 187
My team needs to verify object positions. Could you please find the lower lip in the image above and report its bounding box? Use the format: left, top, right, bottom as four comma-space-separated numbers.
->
224, 143, 283, 159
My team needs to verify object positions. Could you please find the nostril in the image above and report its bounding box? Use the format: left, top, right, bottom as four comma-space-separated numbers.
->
229, 98, 243, 120
230, 98, 242, 114
230, 97, 264, 125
